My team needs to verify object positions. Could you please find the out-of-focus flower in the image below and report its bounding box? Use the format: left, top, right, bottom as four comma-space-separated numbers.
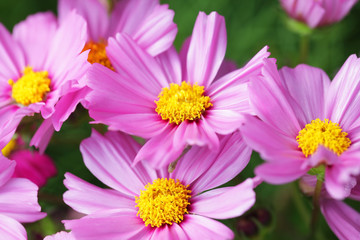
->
0, 156, 46, 240
87, 11, 269, 168
2, 137, 56, 187
241, 55, 360, 200
58, 0, 177, 67
280, 0, 358, 28
0, 11, 90, 152
63, 129, 255, 239
44, 231, 75, 240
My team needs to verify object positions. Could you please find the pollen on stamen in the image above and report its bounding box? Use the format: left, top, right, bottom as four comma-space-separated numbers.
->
135, 178, 191, 228
8, 67, 51, 106
296, 118, 351, 157
155, 81, 212, 125
82, 40, 114, 71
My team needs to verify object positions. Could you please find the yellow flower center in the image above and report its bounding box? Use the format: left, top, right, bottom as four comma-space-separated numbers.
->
296, 118, 351, 157
8, 67, 51, 106
135, 178, 191, 228
82, 41, 114, 70
155, 82, 212, 125
1, 139, 16, 157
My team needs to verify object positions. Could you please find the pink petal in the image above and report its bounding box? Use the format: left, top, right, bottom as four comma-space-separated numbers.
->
58, 0, 109, 41
319, 0, 358, 26
63, 173, 134, 215
321, 199, 360, 240
214, 59, 237, 80
44, 231, 75, 240
30, 118, 54, 154
188, 131, 252, 194
87, 64, 167, 138
64, 209, 152, 240
191, 178, 255, 219
326, 55, 360, 130
0, 156, 15, 188
155, 46, 182, 85
0, 178, 45, 222
248, 59, 301, 136
80, 130, 157, 196
12, 12, 57, 70
108, 33, 169, 92
325, 164, 357, 200
0, 214, 26, 240
255, 160, 309, 184
10, 150, 56, 187
0, 23, 24, 81
279, 64, 330, 126
132, 4, 177, 56
187, 12, 226, 88
241, 115, 302, 162
150, 224, 187, 240
181, 215, 234, 240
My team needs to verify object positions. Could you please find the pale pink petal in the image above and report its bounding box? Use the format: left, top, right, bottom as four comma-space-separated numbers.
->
214, 59, 237, 80
187, 12, 226, 88
87, 64, 167, 138
80, 130, 156, 196
181, 215, 234, 240
248, 59, 301, 136
255, 161, 309, 184
325, 164, 357, 200
326, 55, 360, 130
191, 178, 255, 219
320, 0, 358, 26
64, 173, 134, 215
44, 231, 75, 240
150, 224, 187, 240
58, 0, 109, 41
179, 37, 190, 78
132, 4, 177, 56
307, 145, 339, 167
155, 46, 182, 85
11, 150, 56, 187
188, 131, 251, 194
30, 118, 54, 154
0, 214, 26, 240
321, 199, 360, 240
279, 64, 330, 126
0, 178, 45, 222
64, 209, 152, 240
0, 156, 15, 188
12, 12, 57, 69
0, 24, 24, 81
241, 115, 302, 162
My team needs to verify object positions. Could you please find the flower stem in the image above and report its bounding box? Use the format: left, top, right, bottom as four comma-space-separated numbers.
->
299, 34, 310, 64
309, 178, 323, 239
168, 145, 191, 173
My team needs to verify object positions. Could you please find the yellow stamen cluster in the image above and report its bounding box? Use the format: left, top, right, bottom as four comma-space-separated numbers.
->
135, 178, 191, 228
83, 41, 114, 70
155, 82, 212, 124
296, 118, 351, 157
8, 67, 51, 106
1, 139, 16, 157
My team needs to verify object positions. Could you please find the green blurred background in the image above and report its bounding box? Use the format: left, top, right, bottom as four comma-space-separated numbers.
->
1, 0, 360, 239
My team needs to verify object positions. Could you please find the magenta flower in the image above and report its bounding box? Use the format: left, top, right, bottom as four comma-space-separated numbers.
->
63, 129, 256, 239
241, 55, 360, 200
2, 137, 56, 187
44, 231, 75, 240
0, 11, 89, 151
0, 156, 45, 239
280, 0, 358, 28
87, 11, 269, 168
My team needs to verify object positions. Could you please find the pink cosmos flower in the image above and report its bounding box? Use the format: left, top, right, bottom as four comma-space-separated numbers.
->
63, 129, 257, 239
87, 11, 269, 168
280, 0, 358, 28
2, 136, 56, 187
241, 55, 360, 200
0, 11, 89, 151
0, 156, 46, 240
